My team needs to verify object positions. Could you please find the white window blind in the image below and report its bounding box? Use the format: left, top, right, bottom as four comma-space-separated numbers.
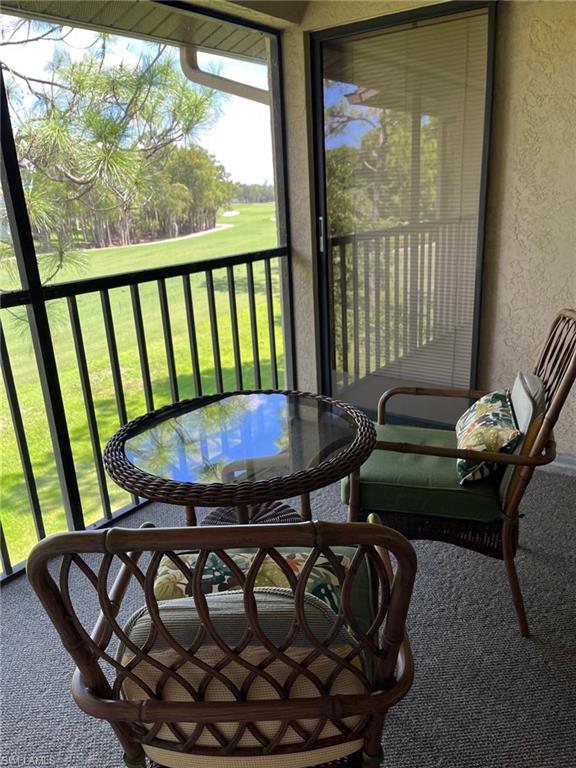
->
322, 10, 489, 420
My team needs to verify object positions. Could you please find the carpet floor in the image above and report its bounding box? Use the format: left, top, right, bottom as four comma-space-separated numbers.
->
1, 470, 575, 768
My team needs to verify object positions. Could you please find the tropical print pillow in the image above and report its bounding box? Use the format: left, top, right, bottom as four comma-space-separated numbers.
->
455, 390, 522, 484
154, 549, 353, 614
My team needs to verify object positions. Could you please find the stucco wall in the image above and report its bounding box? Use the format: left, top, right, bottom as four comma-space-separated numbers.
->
480, 0, 576, 454
301, 0, 443, 29
281, 26, 320, 391
282, 0, 576, 454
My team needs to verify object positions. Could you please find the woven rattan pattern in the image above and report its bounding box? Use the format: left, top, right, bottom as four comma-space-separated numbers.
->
359, 509, 506, 560
27, 522, 416, 766
202, 501, 301, 526
103, 390, 376, 507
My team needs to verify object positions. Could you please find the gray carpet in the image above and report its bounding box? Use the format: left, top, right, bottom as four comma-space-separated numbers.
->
1, 470, 575, 768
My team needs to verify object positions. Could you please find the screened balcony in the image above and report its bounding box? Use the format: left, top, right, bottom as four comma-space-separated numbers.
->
0, 0, 293, 576
0, 1, 575, 767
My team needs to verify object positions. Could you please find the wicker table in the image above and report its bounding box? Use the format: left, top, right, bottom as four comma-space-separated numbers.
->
103, 389, 375, 525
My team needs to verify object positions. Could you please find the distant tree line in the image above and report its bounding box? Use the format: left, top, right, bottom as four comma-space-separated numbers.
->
231, 182, 275, 204
0, 22, 241, 283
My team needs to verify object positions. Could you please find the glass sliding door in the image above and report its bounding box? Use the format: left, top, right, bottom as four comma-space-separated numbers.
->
316, 6, 492, 425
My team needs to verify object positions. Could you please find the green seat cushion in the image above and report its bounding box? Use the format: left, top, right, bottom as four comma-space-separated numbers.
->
341, 424, 502, 523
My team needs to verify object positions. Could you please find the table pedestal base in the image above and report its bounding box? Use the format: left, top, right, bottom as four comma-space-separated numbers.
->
201, 501, 301, 526
185, 505, 197, 526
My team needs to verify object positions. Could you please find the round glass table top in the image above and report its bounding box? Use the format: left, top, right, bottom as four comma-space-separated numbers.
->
124, 392, 359, 485
104, 390, 376, 506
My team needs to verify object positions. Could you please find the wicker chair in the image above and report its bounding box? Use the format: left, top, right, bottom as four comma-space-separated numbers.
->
27, 520, 416, 768
344, 308, 576, 637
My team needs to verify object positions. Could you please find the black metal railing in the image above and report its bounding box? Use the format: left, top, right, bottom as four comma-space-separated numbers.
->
0, 248, 290, 579
329, 217, 477, 388
0, 65, 293, 578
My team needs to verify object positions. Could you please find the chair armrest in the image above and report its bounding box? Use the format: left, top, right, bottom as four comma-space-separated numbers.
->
378, 386, 489, 424
373, 436, 557, 467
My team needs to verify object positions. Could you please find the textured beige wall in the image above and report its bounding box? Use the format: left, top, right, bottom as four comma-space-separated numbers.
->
301, 0, 443, 30
480, 1, 576, 454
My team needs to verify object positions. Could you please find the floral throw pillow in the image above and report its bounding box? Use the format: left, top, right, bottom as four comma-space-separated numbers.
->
455, 390, 522, 484
154, 550, 352, 614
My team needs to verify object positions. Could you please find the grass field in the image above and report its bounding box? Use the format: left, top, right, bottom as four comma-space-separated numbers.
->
0, 203, 282, 568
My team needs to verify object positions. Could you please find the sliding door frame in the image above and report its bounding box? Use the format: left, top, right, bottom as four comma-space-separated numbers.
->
310, 0, 496, 399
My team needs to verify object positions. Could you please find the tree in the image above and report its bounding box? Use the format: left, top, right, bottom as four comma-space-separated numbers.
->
164, 146, 231, 233
1, 20, 223, 279
231, 182, 275, 204
325, 146, 369, 237
323, 82, 439, 238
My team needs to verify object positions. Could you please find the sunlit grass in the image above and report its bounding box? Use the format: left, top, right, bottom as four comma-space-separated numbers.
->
0, 203, 282, 569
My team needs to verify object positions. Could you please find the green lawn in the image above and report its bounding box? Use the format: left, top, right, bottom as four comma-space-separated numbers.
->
0, 203, 282, 568
50, 203, 280, 281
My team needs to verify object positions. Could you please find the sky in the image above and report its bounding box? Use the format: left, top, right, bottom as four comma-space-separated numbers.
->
324, 80, 375, 150
0, 18, 275, 185
324, 79, 432, 150
196, 52, 273, 185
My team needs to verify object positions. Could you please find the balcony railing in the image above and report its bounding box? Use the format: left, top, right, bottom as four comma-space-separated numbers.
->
0, 247, 291, 579
329, 216, 478, 389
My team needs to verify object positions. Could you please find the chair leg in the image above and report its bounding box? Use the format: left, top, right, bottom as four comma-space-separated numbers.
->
123, 756, 146, 768
348, 470, 361, 522
113, 722, 146, 767
502, 525, 529, 637
300, 492, 312, 521
362, 713, 385, 767
185, 504, 197, 526
361, 748, 384, 767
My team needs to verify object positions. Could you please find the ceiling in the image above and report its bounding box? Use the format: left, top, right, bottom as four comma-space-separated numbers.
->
0, 0, 270, 61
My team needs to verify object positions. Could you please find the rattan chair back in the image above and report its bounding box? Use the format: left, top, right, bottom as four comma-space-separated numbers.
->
533, 308, 576, 432
27, 521, 416, 768
503, 308, 576, 515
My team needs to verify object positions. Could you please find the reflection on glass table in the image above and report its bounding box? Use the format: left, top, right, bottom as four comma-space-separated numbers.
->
125, 393, 357, 484
104, 391, 375, 525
